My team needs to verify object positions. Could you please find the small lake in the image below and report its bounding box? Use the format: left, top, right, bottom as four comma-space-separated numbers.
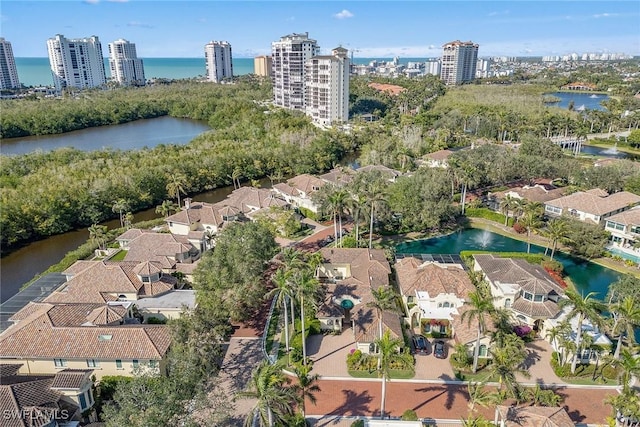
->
546, 92, 609, 112
0, 116, 211, 156
396, 228, 621, 299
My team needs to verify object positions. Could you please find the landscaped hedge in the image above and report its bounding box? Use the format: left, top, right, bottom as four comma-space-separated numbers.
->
465, 207, 513, 226
460, 250, 546, 265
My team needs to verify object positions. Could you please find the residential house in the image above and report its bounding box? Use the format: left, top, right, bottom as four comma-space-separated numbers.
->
164, 198, 224, 240
487, 182, 568, 212
49, 260, 177, 304
544, 188, 640, 225
560, 82, 596, 91
605, 206, 640, 248
0, 364, 96, 426
315, 248, 402, 354
273, 174, 326, 213
134, 289, 196, 322
395, 257, 475, 338
473, 254, 565, 332
494, 405, 573, 427
0, 302, 171, 379
422, 149, 454, 169
318, 166, 355, 187
115, 229, 201, 280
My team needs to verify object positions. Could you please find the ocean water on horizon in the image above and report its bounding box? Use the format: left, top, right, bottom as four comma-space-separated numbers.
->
15, 57, 427, 87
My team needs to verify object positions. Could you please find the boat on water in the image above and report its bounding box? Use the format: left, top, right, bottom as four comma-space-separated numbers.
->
589, 94, 599, 98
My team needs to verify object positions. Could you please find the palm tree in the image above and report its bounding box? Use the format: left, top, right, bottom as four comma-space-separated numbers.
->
292, 364, 320, 418
238, 360, 298, 427
511, 198, 527, 223
368, 286, 398, 344
611, 348, 640, 391
375, 329, 413, 419
346, 192, 366, 247
545, 321, 572, 365
112, 198, 129, 228
327, 187, 348, 247
610, 296, 640, 359
166, 172, 188, 207
293, 269, 321, 366
88, 223, 108, 251
521, 201, 543, 253
605, 388, 640, 427
487, 345, 530, 398
155, 200, 179, 218
467, 381, 496, 412
266, 268, 295, 365
365, 182, 387, 249
543, 218, 569, 260
499, 195, 517, 226
559, 290, 606, 374
123, 212, 134, 229
461, 291, 495, 373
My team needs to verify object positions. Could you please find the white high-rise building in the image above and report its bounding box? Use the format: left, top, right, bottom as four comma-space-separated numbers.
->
0, 38, 20, 89
425, 60, 441, 76
305, 47, 350, 126
272, 32, 319, 111
108, 39, 145, 86
204, 41, 233, 83
440, 40, 478, 85
47, 34, 106, 92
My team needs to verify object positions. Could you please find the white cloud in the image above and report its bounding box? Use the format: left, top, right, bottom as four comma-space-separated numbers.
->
83, 0, 100, 4
593, 13, 619, 18
107, 0, 129, 2
488, 10, 509, 17
334, 9, 354, 20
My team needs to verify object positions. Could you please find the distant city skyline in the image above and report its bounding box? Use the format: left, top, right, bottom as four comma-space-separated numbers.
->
1, 1, 638, 58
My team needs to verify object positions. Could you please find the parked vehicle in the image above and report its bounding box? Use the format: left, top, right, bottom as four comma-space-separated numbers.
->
412, 335, 428, 354
433, 340, 447, 359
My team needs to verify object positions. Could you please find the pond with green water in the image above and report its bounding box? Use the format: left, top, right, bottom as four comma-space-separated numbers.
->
396, 228, 621, 299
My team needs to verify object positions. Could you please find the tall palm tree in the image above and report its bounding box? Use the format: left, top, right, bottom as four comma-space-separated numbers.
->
511, 198, 527, 223
293, 269, 321, 366
610, 296, 640, 359
293, 364, 321, 418
88, 223, 108, 251
123, 212, 134, 229
543, 218, 569, 260
238, 360, 298, 427
112, 198, 129, 228
499, 195, 517, 226
559, 290, 606, 374
467, 381, 496, 412
266, 268, 294, 365
375, 329, 413, 419
364, 182, 387, 249
367, 286, 398, 344
155, 200, 179, 218
605, 388, 640, 427
327, 187, 348, 247
461, 291, 495, 373
545, 321, 572, 365
346, 192, 366, 247
487, 345, 530, 398
166, 172, 188, 208
521, 201, 543, 253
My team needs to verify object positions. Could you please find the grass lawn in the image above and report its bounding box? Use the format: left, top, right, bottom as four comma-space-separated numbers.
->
348, 369, 415, 379
109, 250, 128, 261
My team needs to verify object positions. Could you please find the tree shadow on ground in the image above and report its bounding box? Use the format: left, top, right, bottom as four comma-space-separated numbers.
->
327, 389, 373, 417
220, 339, 263, 392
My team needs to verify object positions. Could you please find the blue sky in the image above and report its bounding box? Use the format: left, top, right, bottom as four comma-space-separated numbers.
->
1, 1, 639, 58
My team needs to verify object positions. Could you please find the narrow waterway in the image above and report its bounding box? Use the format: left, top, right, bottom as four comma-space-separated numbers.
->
0, 116, 211, 155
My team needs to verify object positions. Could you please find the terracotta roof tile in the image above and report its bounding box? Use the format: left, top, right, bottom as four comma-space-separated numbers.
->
50, 369, 92, 389
165, 202, 223, 227
395, 258, 474, 299
546, 189, 640, 217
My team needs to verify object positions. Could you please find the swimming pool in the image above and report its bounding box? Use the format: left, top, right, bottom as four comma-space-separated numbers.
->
608, 246, 640, 264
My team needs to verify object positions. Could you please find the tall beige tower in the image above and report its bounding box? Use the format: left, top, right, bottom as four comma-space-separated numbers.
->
253, 55, 272, 77
440, 40, 478, 85
272, 32, 319, 110
305, 47, 350, 126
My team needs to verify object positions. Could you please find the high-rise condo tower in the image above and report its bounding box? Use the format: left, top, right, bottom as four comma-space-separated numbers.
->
204, 41, 233, 83
47, 34, 107, 92
108, 39, 145, 86
440, 40, 478, 85
0, 38, 20, 89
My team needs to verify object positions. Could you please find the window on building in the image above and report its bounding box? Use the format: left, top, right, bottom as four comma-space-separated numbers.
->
79, 393, 87, 410
407, 296, 414, 304
133, 359, 139, 369
504, 298, 512, 308
86, 359, 99, 368
523, 292, 533, 301
479, 345, 488, 357
54, 359, 67, 368
534, 294, 544, 302
149, 360, 158, 369
443, 302, 451, 308
116, 359, 123, 369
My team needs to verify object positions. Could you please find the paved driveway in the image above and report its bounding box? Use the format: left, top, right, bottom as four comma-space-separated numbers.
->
307, 332, 356, 377
517, 338, 566, 385
414, 338, 455, 381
